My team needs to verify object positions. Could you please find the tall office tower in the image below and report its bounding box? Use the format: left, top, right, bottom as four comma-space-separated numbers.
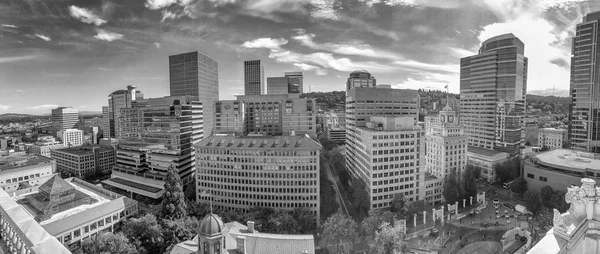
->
231, 93, 317, 138
460, 33, 527, 155
102, 96, 203, 201
266, 77, 288, 94
346, 70, 376, 90
169, 51, 219, 137
104, 85, 143, 138
345, 85, 423, 209
51, 107, 79, 137
285, 72, 303, 93
244, 60, 264, 95
424, 105, 468, 180
195, 135, 321, 224
569, 11, 600, 153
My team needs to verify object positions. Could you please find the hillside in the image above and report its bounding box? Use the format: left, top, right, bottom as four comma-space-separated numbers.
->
0, 113, 50, 124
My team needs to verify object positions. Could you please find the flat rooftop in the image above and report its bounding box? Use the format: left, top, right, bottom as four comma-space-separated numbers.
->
54, 145, 113, 155
0, 154, 53, 173
197, 134, 322, 150
535, 149, 600, 171
467, 146, 509, 157
104, 177, 162, 193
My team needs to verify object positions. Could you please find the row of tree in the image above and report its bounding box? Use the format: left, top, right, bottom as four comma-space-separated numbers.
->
442, 166, 480, 205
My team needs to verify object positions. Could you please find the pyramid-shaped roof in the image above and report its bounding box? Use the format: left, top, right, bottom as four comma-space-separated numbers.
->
38, 175, 74, 196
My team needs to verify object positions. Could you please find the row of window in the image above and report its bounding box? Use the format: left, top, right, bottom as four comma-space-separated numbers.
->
4, 172, 45, 184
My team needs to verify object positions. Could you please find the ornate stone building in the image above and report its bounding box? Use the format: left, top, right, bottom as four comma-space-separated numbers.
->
528, 178, 600, 253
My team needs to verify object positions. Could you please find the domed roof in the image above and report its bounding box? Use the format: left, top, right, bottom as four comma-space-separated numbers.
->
199, 213, 224, 236
442, 105, 453, 112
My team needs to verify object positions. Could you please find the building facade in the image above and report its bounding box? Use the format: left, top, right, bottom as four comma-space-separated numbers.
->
285, 71, 303, 93
195, 135, 321, 222
30, 136, 64, 158
51, 146, 115, 178
467, 146, 510, 183
102, 96, 203, 200
169, 51, 219, 137
424, 105, 468, 180
460, 33, 527, 155
568, 11, 600, 153
57, 129, 84, 148
0, 155, 57, 195
103, 85, 143, 138
213, 100, 245, 136
244, 60, 264, 95
325, 126, 346, 144
538, 128, 567, 150
51, 107, 79, 137
346, 70, 376, 90
266, 77, 289, 95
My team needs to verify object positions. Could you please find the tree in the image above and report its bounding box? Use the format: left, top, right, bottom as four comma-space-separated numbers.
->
551, 191, 569, 213
541, 186, 554, 207
390, 193, 407, 216
161, 217, 199, 253
351, 178, 370, 221
186, 201, 210, 219
77, 232, 137, 254
442, 173, 460, 204
360, 209, 394, 240
320, 155, 339, 220
510, 177, 527, 195
405, 200, 425, 221
292, 207, 316, 233
370, 222, 410, 254
161, 163, 187, 220
495, 157, 520, 183
338, 169, 350, 189
462, 168, 478, 199
524, 190, 543, 214
267, 210, 299, 234
322, 212, 359, 253
122, 214, 165, 254
319, 137, 337, 151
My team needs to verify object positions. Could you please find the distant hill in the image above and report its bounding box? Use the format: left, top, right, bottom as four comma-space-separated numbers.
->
0, 113, 50, 124
79, 111, 102, 116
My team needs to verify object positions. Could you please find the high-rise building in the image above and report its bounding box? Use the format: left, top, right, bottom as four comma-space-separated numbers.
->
102, 96, 203, 200
345, 84, 423, 209
424, 105, 468, 180
51, 146, 116, 178
51, 107, 79, 137
569, 11, 600, 153
460, 33, 527, 155
169, 51, 219, 136
103, 85, 143, 138
57, 129, 84, 148
195, 135, 321, 222
285, 72, 303, 93
244, 60, 264, 95
346, 70, 376, 90
266, 77, 288, 94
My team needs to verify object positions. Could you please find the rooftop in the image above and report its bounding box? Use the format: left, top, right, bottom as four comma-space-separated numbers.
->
196, 134, 322, 150
534, 149, 600, 171
0, 154, 53, 173
539, 128, 566, 132
467, 146, 509, 157
53, 145, 113, 156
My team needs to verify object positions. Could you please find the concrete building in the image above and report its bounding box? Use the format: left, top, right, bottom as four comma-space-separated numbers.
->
195, 135, 321, 223
424, 172, 443, 205
51, 107, 79, 137
57, 129, 84, 148
0, 187, 71, 254
170, 213, 315, 254
285, 71, 303, 93
99, 138, 119, 148
346, 70, 376, 90
523, 149, 600, 193
424, 105, 468, 180
538, 128, 567, 150
213, 100, 245, 136
103, 85, 143, 138
218, 93, 316, 138
0, 155, 57, 195
14, 176, 138, 250
244, 60, 264, 95
51, 146, 116, 178
568, 11, 600, 153
169, 51, 219, 137
102, 96, 203, 200
528, 178, 600, 253
325, 126, 346, 144
467, 146, 510, 183
30, 136, 64, 158
460, 33, 527, 155
320, 112, 346, 129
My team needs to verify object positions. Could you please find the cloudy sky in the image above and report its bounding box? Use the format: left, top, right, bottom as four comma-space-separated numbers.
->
0, 0, 596, 114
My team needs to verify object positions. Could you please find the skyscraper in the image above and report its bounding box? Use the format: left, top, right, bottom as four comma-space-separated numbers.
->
424, 105, 467, 180
285, 72, 303, 93
169, 51, 219, 136
244, 60, 264, 95
346, 70, 376, 90
569, 11, 600, 153
266, 72, 304, 94
460, 33, 527, 155
103, 85, 143, 138
51, 107, 79, 137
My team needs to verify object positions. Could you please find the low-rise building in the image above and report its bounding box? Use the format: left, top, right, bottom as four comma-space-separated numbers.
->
13, 176, 138, 250
0, 155, 57, 195
424, 172, 443, 205
195, 134, 321, 223
57, 129, 84, 148
51, 146, 116, 178
467, 146, 511, 183
538, 128, 567, 150
325, 126, 346, 143
523, 149, 600, 193
30, 136, 64, 158
170, 213, 315, 254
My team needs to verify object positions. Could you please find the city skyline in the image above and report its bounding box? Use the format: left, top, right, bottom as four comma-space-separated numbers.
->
0, 0, 595, 114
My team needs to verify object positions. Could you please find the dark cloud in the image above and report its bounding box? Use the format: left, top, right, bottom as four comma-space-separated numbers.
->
550, 58, 569, 68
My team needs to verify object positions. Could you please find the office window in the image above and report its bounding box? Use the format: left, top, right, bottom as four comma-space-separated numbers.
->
527, 173, 534, 179
74, 229, 81, 238
539, 176, 548, 182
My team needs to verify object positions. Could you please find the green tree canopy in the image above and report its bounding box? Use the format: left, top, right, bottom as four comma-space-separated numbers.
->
322, 212, 359, 253
77, 232, 137, 254
370, 222, 410, 254
524, 189, 543, 214
510, 177, 527, 195
495, 157, 520, 183
161, 163, 187, 220
443, 172, 461, 204
351, 178, 370, 221
122, 214, 165, 254
360, 209, 394, 241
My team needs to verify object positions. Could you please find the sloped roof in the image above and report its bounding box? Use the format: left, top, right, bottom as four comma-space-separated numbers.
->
38, 175, 74, 196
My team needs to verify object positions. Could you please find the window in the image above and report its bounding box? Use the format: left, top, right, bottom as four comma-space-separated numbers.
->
74, 229, 81, 238
527, 173, 534, 179
98, 219, 104, 227
90, 222, 97, 230
539, 176, 548, 182
203, 242, 209, 254
214, 242, 221, 253
84, 225, 89, 233
64, 233, 71, 243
